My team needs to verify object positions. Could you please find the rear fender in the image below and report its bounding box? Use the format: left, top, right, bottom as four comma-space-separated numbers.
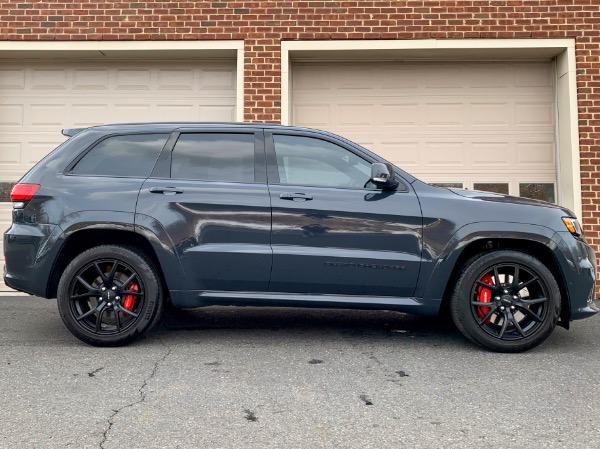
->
46, 211, 139, 296
134, 213, 188, 291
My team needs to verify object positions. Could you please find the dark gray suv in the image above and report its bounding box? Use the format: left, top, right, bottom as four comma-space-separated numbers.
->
4, 123, 598, 351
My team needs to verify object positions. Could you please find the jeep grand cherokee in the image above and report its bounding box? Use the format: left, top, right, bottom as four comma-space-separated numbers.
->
4, 123, 598, 351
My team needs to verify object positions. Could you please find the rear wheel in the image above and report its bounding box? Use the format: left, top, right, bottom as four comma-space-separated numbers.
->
450, 250, 560, 352
57, 245, 164, 346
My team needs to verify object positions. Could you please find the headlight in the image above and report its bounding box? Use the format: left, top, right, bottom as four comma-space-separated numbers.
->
562, 217, 583, 237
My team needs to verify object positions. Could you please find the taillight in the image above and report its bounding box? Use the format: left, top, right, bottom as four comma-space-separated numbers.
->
10, 183, 40, 207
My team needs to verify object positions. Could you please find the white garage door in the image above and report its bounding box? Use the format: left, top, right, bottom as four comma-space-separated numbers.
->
0, 59, 237, 291
292, 61, 556, 200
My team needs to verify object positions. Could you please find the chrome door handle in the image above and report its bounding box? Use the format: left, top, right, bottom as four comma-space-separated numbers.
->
149, 187, 184, 195
279, 193, 313, 201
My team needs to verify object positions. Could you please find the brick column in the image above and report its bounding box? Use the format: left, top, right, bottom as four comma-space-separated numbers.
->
243, 38, 281, 123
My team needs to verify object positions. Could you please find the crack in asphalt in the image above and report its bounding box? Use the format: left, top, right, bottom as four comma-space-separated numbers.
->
99, 338, 172, 449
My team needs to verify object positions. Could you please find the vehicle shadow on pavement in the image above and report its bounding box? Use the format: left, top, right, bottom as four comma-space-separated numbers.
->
155, 306, 469, 348
154, 306, 598, 353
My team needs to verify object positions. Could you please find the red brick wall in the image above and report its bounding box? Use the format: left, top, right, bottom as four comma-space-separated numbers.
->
1, 0, 600, 265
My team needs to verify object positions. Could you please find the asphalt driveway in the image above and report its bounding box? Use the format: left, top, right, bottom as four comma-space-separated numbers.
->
1, 296, 598, 449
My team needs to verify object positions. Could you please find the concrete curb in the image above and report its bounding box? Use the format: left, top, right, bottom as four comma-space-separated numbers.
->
0, 291, 29, 297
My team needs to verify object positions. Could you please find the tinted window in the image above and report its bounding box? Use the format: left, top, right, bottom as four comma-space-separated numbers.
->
273, 135, 372, 189
171, 133, 255, 183
71, 134, 168, 177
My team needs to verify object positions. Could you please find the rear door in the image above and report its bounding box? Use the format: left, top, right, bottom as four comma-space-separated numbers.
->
266, 130, 423, 297
136, 127, 272, 292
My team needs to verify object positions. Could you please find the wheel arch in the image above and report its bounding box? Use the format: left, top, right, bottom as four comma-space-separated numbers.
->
47, 227, 171, 300
422, 224, 570, 329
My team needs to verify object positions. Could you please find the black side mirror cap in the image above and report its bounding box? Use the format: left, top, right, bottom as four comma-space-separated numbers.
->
371, 162, 399, 191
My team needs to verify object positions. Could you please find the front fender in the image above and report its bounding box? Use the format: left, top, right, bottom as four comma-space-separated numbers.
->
417, 221, 558, 306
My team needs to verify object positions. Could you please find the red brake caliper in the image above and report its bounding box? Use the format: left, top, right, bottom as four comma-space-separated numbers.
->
477, 275, 494, 323
122, 282, 139, 318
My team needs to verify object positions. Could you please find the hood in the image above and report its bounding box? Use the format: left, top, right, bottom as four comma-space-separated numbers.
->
447, 188, 575, 216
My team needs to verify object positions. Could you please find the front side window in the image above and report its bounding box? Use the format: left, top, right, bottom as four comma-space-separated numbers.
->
171, 133, 255, 183
71, 134, 168, 177
273, 135, 373, 189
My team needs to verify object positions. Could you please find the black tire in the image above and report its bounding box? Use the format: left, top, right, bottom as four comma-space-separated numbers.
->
450, 250, 560, 353
57, 245, 164, 346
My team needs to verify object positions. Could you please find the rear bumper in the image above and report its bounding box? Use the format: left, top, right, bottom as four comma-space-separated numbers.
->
4, 223, 58, 297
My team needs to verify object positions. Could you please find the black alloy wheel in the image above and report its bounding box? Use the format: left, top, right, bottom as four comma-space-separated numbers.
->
450, 250, 561, 352
57, 245, 163, 346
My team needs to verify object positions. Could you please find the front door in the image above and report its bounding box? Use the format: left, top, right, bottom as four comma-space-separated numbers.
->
266, 131, 423, 297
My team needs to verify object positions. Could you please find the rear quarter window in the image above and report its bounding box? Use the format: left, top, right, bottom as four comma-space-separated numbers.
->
70, 134, 168, 177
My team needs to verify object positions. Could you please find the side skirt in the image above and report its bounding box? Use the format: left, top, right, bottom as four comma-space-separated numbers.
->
169, 290, 441, 316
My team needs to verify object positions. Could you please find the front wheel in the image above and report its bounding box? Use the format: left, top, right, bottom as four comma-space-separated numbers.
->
450, 250, 561, 352
57, 245, 164, 346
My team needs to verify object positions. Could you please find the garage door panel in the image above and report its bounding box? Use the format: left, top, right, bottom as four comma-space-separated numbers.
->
71, 104, 112, 125
338, 104, 375, 127
515, 102, 554, 126
381, 104, 419, 127
292, 104, 330, 127
200, 68, 237, 90
468, 66, 508, 88
514, 64, 553, 87
337, 67, 375, 89
470, 142, 513, 167
0, 142, 20, 165
425, 103, 464, 127
424, 142, 464, 166
425, 67, 462, 88
294, 66, 331, 91
73, 69, 109, 89
381, 68, 419, 89
198, 105, 236, 122
29, 104, 67, 127
292, 61, 556, 194
516, 141, 556, 167
113, 103, 158, 121
0, 104, 24, 127
154, 104, 197, 119
471, 103, 511, 126
114, 69, 152, 90
156, 69, 195, 90
0, 69, 25, 88
31, 69, 69, 90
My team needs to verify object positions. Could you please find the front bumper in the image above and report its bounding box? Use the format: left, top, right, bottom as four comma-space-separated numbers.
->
553, 231, 598, 322
575, 299, 600, 319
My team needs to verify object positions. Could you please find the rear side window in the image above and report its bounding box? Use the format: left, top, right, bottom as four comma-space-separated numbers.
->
71, 134, 168, 177
171, 133, 255, 183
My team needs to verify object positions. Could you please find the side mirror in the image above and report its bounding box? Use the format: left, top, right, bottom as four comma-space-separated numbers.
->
370, 162, 399, 191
